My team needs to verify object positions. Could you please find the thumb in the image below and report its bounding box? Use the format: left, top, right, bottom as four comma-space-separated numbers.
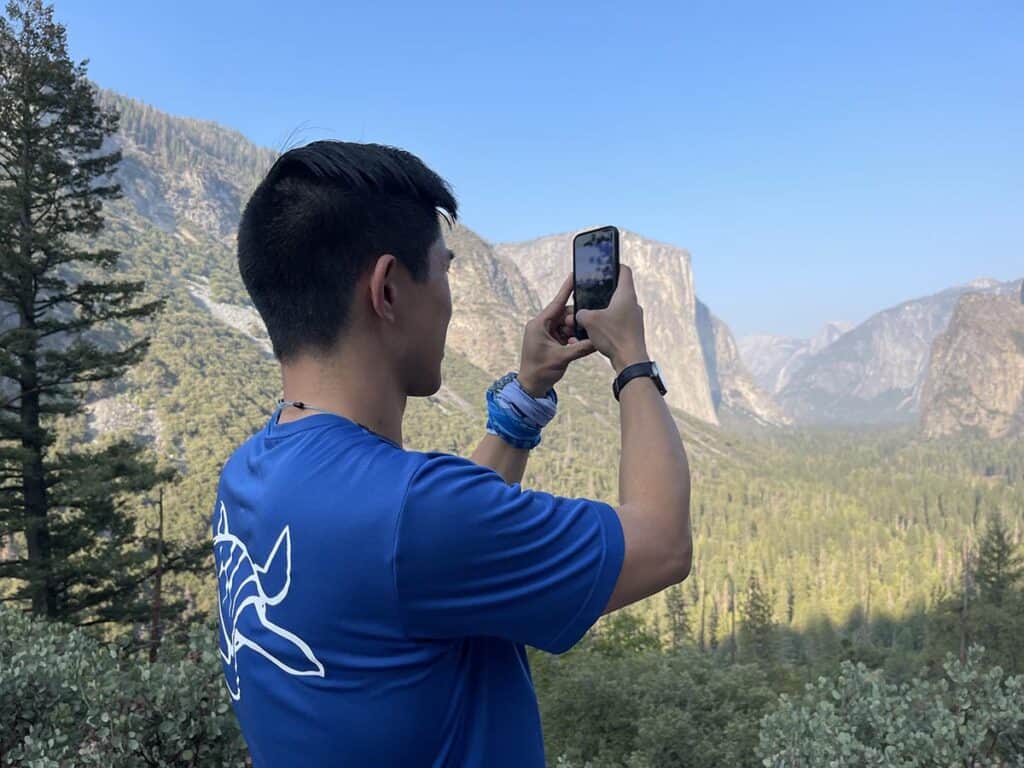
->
561, 337, 596, 362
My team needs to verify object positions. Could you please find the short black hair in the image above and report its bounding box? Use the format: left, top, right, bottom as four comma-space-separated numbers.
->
237, 140, 458, 363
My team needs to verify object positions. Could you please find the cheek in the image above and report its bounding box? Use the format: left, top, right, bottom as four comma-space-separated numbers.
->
443, 278, 453, 319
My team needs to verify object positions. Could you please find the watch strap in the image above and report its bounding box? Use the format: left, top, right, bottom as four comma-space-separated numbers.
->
612, 361, 667, 401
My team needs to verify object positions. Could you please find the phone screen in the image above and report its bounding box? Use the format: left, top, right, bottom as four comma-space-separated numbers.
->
573, 226, 619, 340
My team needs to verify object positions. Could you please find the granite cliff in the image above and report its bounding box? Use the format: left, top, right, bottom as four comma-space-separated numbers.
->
920, 288, 1024, 439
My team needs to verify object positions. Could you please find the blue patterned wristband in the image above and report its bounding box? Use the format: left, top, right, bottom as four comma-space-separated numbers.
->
485, 372, 558, 450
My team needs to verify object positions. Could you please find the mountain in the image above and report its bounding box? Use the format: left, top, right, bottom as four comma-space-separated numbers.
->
738, 321, 852, 394
696, 301, 791, 427
495, 231, 787, 427
771, 279, 1021, 425
104, 94, 276, 244
920, 289, 1024, 439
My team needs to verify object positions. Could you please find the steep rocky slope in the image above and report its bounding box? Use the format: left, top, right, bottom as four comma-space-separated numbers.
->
696, 301, 791, 426
920, 291, 1024, 438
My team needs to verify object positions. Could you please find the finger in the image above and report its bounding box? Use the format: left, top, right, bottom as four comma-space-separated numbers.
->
540, 273, 574, 320
561, 337, 596, 362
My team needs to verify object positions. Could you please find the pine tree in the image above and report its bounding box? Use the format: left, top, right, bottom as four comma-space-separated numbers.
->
693, 577, 705, 652
973, 511, 1023, 607
708, 596, 720, 652
665, 582, 690, 650
740, 571, 777, 663
0, 0, 181, 624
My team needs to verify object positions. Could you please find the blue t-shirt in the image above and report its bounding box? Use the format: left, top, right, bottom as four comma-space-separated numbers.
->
211, 405, 625, 767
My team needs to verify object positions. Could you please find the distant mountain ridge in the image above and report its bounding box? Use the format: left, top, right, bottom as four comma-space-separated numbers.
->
740, 278, 1022, 426
739, 321, 853, 395
88, 86, 1020, 446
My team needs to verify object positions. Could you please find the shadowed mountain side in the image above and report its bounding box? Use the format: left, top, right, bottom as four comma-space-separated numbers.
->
696, 300, 790, 428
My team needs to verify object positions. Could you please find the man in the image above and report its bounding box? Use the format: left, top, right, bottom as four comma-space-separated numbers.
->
213, 140, 692, 766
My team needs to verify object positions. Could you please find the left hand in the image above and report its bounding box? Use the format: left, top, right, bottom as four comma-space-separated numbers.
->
518, 273, 597, 397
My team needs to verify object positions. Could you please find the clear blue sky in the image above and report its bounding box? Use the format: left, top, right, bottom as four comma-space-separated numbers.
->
57, 0, 1022, 339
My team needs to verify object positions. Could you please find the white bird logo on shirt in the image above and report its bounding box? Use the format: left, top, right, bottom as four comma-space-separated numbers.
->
213, 501, 325, 700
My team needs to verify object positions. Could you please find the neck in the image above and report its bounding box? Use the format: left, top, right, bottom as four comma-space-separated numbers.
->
278, 340, 405, 448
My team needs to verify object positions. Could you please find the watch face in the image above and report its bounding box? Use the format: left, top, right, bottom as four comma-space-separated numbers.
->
651, 361, 661, 378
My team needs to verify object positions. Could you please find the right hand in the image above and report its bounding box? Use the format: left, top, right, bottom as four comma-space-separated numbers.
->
575, 264, 648, 373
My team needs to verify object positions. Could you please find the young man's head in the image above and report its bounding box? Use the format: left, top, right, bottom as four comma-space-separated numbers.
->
237, 141, 458, 397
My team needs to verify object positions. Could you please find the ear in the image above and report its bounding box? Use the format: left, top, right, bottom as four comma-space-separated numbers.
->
368, 253, 398, 322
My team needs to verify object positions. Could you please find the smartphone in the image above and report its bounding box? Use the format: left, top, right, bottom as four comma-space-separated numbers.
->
572, 225, 620, 341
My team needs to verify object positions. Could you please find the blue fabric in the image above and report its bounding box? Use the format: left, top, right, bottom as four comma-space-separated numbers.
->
212, 404, 625, 767
495, 374, 558, 429
485, 387, 542, 449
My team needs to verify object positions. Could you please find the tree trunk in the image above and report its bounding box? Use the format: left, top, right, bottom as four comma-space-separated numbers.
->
18, 100, 54, 617
149, 487, 165, 663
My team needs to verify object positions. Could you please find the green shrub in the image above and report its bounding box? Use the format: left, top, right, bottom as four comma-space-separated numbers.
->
0, 606, 248, 766
758, 645, 1024, 766
534, 636, 775, 768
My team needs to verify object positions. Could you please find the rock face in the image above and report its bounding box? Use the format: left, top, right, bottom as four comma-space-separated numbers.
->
443, 224, 539, 378
696, 301, 791, 426
739, 321, 852, 394
773, 279, 1020, 425
497, 230, 722, 425
98, 90, 276, 244
920, 290, 1024, 438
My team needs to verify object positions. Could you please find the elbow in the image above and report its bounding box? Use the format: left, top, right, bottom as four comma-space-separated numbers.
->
672, 494, 692, 582
673, 534, 693, 584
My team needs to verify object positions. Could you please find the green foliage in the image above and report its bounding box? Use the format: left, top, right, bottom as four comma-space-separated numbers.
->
758, 645, 1024, 766
0, 605, 247, 766
533, 636, 775, 768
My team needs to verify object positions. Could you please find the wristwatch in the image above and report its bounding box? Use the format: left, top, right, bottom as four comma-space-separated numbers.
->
613, 361, 667, 401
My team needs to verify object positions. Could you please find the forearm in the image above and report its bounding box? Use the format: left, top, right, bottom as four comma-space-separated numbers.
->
470, 432, 530, 485
616, 356, 692, 563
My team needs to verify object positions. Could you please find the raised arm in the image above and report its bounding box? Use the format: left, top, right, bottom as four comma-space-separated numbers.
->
575, 264, 693, 615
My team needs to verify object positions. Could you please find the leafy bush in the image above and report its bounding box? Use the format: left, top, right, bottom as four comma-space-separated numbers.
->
0, 606, 248, 766
533, 631, 775, 768
758, 645, 1024, 766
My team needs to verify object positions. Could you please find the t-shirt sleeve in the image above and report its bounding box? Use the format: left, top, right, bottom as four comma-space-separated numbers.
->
392, 452, 625, 655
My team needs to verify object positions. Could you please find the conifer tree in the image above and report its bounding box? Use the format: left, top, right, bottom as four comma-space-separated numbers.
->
740, 571, 777, 663
973, 511, 1023, 607
708, 596, 720, 652
665, 582, 691, 650
0, 0, 196, 625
